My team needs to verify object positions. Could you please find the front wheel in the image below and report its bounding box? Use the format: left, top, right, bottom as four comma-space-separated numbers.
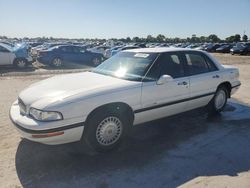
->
82, 110, 130, 152
51, 57, 63, 67
92, 57, 102, 66
207, 86, 228, 114
14, 58, 28, 68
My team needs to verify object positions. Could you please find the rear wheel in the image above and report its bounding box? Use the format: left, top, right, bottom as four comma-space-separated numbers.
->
82, 109, 130, 152
92, 57, 101, 66
208, 86, 228, 114
52, 57, 63, 67
14, 58, 28, 68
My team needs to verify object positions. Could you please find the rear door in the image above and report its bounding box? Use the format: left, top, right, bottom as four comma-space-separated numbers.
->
184, 51, 222, 110
59, 46, 75, 63
73, 46, 93, 64
137, 52, 190, 124
0, 45, 11, 65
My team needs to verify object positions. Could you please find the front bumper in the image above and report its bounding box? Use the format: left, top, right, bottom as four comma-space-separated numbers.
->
9, 100, 84, 145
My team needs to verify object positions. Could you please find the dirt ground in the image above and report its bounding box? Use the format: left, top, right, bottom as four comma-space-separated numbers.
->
0, 53, 250, 188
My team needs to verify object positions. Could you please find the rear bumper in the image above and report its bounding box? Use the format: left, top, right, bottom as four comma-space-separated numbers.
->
9, 101, 84, 145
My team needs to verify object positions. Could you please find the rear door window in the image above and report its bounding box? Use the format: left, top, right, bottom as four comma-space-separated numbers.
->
60, 46, 73, 53
204, 56, 218, 71
185, 52, 210, 75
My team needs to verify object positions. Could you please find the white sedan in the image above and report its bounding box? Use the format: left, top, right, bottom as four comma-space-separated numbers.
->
0, 43, 33, 68
10, 48, 241, 152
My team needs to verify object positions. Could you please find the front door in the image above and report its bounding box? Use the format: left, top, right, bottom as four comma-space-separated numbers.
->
134, 52, 190, 125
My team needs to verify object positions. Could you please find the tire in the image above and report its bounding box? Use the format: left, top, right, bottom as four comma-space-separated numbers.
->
207, 86, 228, 115
92, 57, 102, 66
51, 57, 63, 67
14, 58, 28, 68
82, 109, 131, 152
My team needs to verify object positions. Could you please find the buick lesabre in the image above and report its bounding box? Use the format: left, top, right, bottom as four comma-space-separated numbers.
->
10, 48, 241, 152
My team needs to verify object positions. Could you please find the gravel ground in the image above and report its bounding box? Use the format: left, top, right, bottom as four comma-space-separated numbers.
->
0, 53, 250, 188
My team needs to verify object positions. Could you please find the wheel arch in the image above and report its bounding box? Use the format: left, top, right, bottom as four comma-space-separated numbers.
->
13, 57, 28, 68
217, 81, 232, 98
51, 55, 63, 61
85, 102, 135, 125
13, 57, 27, 64
50, 56, 64, 66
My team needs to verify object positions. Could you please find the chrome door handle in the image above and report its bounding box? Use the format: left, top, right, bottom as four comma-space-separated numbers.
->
212, 75, 220, 78
178, 81, 188, 85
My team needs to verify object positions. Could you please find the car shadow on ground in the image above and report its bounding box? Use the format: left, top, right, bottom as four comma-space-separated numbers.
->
15, 100, 250, 188
36, 61, 93, 71
0, 62, 93, 76
0, 65, 37, 75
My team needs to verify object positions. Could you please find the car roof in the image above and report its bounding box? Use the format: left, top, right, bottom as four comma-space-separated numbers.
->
125, 47, 203, 53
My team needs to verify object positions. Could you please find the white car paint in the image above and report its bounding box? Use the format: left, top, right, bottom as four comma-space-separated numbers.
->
10, 48, 241, 145
0, 43, 16, 65
0, 43, 32, 66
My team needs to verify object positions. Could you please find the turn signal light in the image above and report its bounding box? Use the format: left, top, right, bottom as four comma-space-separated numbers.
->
32, 131, 64, 138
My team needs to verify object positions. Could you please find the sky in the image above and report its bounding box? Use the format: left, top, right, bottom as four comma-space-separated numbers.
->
0, 0, 250, 39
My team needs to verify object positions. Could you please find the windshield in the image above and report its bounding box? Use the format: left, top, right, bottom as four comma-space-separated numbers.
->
0, 43, 13, 51
92, 51, 158, 81
236, 43, 245, 48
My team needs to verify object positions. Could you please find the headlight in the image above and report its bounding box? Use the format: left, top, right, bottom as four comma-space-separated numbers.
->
29, 108, 63, 121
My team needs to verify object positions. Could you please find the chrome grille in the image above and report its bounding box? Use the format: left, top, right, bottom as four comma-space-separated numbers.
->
18, 98, 26, 115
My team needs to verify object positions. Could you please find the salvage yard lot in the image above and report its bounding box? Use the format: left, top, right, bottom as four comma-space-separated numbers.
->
0, 53, 250, 188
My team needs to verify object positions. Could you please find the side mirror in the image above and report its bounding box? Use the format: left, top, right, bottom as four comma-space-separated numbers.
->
156, 75, 173, 85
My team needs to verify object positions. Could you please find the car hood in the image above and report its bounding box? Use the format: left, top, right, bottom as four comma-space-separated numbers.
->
13, 43, 29, 58
19, 71, 139, 108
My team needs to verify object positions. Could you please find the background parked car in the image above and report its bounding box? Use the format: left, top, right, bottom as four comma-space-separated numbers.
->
88, 46, 110, 57
0, 43, 33, 68
215, 44, 233, 53
204, 43, 222, 52
37, 45, 104, 67
0, 41, 15, 48
30, 43, 67, 58
104, 46, 124, 58
111, 45, 141, 56
230, 43, 250, 55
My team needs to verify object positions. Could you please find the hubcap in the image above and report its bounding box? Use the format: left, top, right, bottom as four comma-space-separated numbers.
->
53, 58, 62, 67
96, 116, 122, 146
93, 58, 100, 65
215, 90, 226, 110
17, 60, 26, 68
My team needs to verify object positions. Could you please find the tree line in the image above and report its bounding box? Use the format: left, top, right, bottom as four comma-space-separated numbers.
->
0, 34, 248, 43
116, 34, 248, 43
